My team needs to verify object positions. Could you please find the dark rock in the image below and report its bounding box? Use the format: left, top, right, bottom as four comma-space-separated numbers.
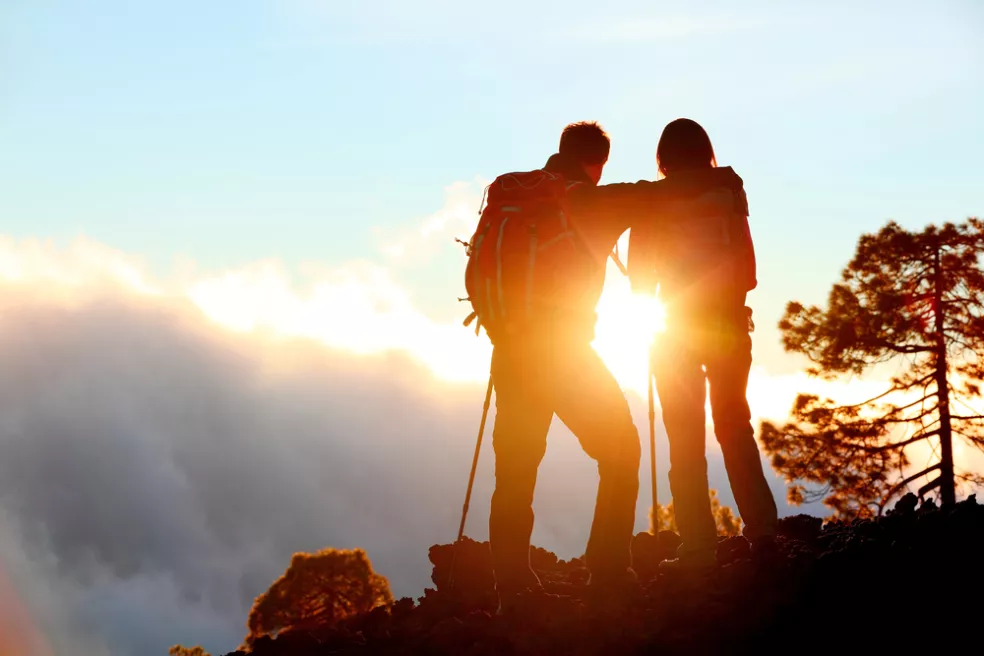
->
893, 492, 919, 514
391, 596, 415, 620
778, 513, 824, 542
530, 545, 559, 571
716, 535, 751, 564
656, 530, 682, 554
430, 537, 495, 596
243, 635, 275, 655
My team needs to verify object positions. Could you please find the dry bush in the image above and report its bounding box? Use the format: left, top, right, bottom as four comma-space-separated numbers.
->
242, 547, 392, 648
649, 489, 744, 537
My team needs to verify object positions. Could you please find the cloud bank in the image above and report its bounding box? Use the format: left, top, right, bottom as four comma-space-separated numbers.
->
0, 230, 861, 656
0, 277, 501, 655
0, 235, 629, 655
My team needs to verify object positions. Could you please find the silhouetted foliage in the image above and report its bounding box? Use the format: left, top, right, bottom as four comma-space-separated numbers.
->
167, 645, 211, 656
711, 491, 742, 536
169, 647, 210, 656
649, 488, 743, 536
649, 499, 675, 533
761, 219, 984, 517
243, 547, 392, 648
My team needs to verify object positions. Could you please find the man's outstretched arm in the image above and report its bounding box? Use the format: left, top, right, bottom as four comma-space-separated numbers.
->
626, 217, 658, 296
569, 180, 662, 294
567, 179, 659, 273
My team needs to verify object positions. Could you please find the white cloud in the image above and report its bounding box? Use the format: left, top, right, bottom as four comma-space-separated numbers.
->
374, 177, 488, 263
0, 235, 158, 297
185, 258, 492, 384
0, 231, 492, 386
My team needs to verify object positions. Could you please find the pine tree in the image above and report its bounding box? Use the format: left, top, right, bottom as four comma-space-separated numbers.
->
169, 647, 210, 656
242, 547, 392, 647
761, 219, 984, 517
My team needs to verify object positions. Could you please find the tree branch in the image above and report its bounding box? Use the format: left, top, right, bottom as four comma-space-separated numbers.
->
877, 407, 938, 425
860, 430, 938, 453
876, 340, 934, 355
842, 375, 933, 409
918, 476, 942, 501
881, 464, 942, 507
889, 371, 936, 393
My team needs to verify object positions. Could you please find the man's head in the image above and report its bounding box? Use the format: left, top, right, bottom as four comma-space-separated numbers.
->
559, 121, 610, 184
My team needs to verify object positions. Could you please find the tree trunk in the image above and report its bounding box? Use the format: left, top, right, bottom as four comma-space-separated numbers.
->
932, 243, 956, 506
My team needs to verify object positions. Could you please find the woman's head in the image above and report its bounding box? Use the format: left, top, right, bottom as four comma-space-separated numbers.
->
656, 118, 717, 178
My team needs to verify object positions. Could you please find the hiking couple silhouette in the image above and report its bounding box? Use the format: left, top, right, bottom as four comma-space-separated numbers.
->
462, 119, 780, 614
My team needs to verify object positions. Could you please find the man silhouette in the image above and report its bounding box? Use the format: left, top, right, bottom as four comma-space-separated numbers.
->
487, 121, 642, 613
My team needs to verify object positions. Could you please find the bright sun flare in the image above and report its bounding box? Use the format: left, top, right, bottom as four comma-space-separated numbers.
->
591, 272, 666, 399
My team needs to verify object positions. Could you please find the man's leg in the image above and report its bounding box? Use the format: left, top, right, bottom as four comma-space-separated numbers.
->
705, 330, 779, 545
551, 342, 642, 584
653, 331, 718, 566
488, 344, 554, 595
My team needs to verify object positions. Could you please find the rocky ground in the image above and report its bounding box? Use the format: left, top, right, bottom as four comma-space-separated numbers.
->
224, 493, 983, 655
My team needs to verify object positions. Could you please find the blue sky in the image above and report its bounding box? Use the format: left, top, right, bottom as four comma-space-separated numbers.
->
2, 0, 982, 374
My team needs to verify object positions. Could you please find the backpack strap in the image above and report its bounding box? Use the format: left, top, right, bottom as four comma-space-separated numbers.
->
609, 241, 628, 277
462, 310, 481, 336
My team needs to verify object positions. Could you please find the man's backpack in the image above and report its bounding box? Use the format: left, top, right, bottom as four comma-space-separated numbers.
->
460, 169, 595, 344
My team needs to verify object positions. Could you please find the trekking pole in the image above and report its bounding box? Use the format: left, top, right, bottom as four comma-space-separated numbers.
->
448, 373, 494, 590
648, 344, 659, 547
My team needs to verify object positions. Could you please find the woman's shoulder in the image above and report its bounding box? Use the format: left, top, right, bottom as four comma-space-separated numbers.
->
661, 166, 744, 193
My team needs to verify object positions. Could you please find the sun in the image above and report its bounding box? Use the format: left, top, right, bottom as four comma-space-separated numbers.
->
591, 264, 666, 399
